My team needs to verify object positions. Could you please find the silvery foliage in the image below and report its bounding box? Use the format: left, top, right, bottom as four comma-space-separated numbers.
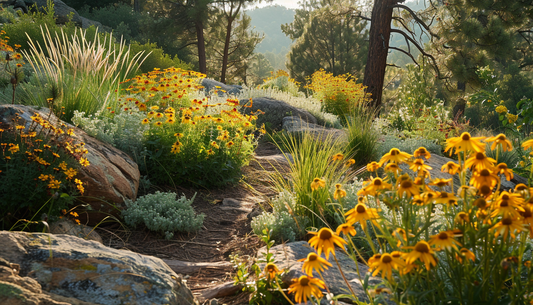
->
123, 191, 204, 239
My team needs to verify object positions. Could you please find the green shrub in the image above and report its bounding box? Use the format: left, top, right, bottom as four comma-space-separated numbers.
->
344, 105, 379, 168
251, 190, 308, 244
258, 70, 300, 96
130, 41, 191, 73
123, 191, 204, 239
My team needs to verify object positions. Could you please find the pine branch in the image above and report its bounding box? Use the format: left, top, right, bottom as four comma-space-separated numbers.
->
390, 4, 439, 39
390, 29, 442, 78
389, 46, 419, 66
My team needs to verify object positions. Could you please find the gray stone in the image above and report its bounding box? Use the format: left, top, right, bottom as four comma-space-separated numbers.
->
283, 116, 345, 140
49, 219, 103, 244
201, 78, 242, 96
242, 97, 317, 131
33, 0, 82, 26
0, 231, 198, 305
79, 16, 103, 29
258, 241, 386, 303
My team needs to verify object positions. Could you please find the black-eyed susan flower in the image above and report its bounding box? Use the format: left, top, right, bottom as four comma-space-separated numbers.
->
393, 228, 410, 246
345, 203, 379, 230
379, 148, 412, 166
465, 152, 496, 171
226, 141, 234, 148
441, 161, 461, 175
298, 252, 332, 276
384, 162, 402, 174
142, 118, 150, 124
308, 227, 347, 259
444, 132, 486, 156
520, 206, 533, 238
474, 198, 488, 209
491, 216, 524, 241
522, 138, 533, 150
434, 191, 459, 206
456, 248, 476, 264
358, 177, 392, 196
155, 121, 163, 127
48, 179, 61, 189
411, 195, 425, 206
336, 223, 356, 237
429, 178, 452, 188
334, 184, 346, 199
332, 153, 344, 161
429, 231, 462, 251
490, 191, 524, 218
485, 133, 513, 151
310, 178, 326, 191
171, 141, 181, 154
367, 161, 380, 172
211, 141, 219, 149
470, 169, 499, 189
345, 159, 355, 167
288, 275, 325, 304
397, 177, 420, 198
369, 253, 404, 280
404, 241, 438, 270
414, 147, 431, 159
263, 263, 279, 280
493, 163, 513, 181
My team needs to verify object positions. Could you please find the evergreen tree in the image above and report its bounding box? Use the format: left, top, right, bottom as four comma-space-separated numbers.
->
282, 0, 368, 85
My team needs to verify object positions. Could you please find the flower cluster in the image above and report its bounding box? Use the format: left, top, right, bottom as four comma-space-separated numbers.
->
305, 69, 368, 117
1, 111, 89, 227
271, 132, 533, 304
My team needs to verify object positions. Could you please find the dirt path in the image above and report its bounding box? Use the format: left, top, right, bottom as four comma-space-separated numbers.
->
98, 141, 287, 305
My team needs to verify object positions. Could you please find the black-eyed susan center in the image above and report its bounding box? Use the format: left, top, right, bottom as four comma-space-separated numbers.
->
480, 169, 491, 177
502, 217, 513, 225
319, 229, 332, 240
374, 179, 382, 186
438, 232, 449, 240
462, 133, 471, 141
308, 253, 318, 261
401, 181, 413, 188
415, 242, 430, 253
475, 152, 485, 160
497, 134, 506, 141
266, 264, 277, 272
299, 277, 310, 286
381, 254, 393, 263
356, 204, 367, 214
474, 198, 487, 209
479, 185, 492, 196
391, 149, 399, 155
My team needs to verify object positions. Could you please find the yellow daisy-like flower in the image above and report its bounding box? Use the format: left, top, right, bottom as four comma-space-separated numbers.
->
358, 177, 392, 196
434, 191, 459, 206
345, 159, 356, 167
413, 147, 431, 159
79, 158, 90, 167
465, 152, 496, 171
444, 132, 486, 156
495, 105, 508, 114
226, 141, 234, 148
48, 179, 61, 189
334, 184, 347, 199
142, 118, 150, 124
507, 113, 518, 124
408, 158, 433, 176
332, 153, 344, 161
384, 162, 402, 175
298, 252, 332, 276
485, 133, 513, 152
379, 148, 412, 166
308, 228, 347, 259
403, 241, 438, 270
397, 177, 420, 198
38, 174, 49, 181
369, 253, 404, 280
288, 275, 325, 304
211, 141, 219, 149
336, 223, 356, 237
491, 216, 524, 241
470, 168, 499, 189
520, 206, 533, 238
441, 161, 461, 175
493, 163, 514, 181
171, 141, 181, 154
263, 263, 279, 280
429, 178, 452, 188
310, 178, 326, 191
345, 203, 380, 230
522, 138, 533, 150
455, 248, 476, 264
429, 231, 462, 251
8, 144, 19, 154
490, 191, 524, 218
367, 161, 380, 172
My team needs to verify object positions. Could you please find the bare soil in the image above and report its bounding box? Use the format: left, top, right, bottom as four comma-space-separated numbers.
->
98, 141, 287, 305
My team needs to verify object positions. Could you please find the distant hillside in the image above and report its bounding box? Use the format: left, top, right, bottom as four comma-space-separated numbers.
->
246, 5, 295, 54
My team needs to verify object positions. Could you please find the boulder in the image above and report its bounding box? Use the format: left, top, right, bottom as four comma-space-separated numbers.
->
0, 231, 198, 305
79, 16, 103, 30
241, 97, 317, 130
0, 105, 140, 224
49, 219, 102, 244
33, 0, 83, 26
283, 116, 345, 140
258, 241, 387, 303
201, 78, 242, 96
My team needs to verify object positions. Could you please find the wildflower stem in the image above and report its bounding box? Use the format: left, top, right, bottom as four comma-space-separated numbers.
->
333, 254, 358, 300
274, 281, 295, 305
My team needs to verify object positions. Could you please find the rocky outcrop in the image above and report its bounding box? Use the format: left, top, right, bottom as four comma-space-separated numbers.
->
0, 105, 140, 224
241, 97, 317, 130
49, 219, 102, 244
258, 241, 386, 303
283, 116, 345, 140
0, 231, 198, 305
201, 79, 242, 96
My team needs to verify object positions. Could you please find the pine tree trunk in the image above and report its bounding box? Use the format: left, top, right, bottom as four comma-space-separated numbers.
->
363, 0, 398, 110
195, 21, 207, 74
220, 16, 234, 84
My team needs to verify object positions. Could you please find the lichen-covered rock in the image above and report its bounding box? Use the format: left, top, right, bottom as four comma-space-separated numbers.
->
282, 116, 345, 141
241, 97, 317, 130
0, 105, 140, 225
49, 219, 102, 244
0, 231, 198, 305
201, 78, 242, 96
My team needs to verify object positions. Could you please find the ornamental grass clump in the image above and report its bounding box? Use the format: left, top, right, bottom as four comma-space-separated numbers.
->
0, 111, 89, 230
123, 191, 203, 239
305, 69, 368, 119
263, 131, 533, 304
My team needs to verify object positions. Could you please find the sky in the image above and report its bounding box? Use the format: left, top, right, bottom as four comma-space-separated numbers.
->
249, 0, 418, 10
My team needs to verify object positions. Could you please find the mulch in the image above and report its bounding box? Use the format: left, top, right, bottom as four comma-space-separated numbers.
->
97, 141, 286, 305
